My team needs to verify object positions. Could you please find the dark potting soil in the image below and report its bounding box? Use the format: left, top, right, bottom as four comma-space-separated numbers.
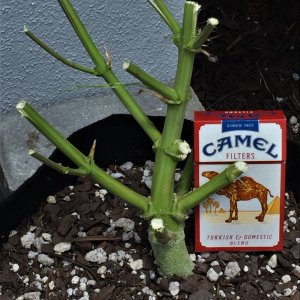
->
0, 160, 299, 300
1, 0, 299, 299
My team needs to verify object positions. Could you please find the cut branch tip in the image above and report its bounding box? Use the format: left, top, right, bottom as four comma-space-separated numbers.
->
208, 18, 219, 26
235, 161, 248, 172
123, 61, 130, 70
23, 25, 29, 33
186, 1, 201, 11
28, 149, 36, 156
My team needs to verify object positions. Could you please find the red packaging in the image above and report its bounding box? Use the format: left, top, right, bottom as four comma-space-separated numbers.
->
194, 110, 286, 252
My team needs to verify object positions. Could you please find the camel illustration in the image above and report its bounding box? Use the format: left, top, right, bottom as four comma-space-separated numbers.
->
202, 171, 274, 223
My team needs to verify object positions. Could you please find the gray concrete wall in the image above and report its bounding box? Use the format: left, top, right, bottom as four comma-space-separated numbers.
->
0, 0, 183, 113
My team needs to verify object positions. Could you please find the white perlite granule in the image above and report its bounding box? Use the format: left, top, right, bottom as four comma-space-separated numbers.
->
11, 263, 20, 272
282, 275, 291, 283
41, 233, 52, 242
16, 291, 41, 300
46, 195, 56, 204
267, 254, 277, 268
85, 248, 107, 264
169, 281, 180, 296
120, 161, 133, 171
114, 218, 135, 231
207, 267, 219, 282
128, 259, 143, 271
54, 242, 72, 253
38, 254, 54, 267
21, 231, 36, 249
224, 261, 241, 278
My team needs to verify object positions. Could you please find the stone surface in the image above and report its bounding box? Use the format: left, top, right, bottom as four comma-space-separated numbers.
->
0, 88, 204, 201
1, 1, 184, 114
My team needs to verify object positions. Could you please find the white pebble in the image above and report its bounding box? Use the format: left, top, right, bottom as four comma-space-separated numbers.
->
292, 73, 299, 81
128, 259, 143, 271
149, 270, 156, 280
97, 266, 107, 275
143, 176, 152, 189
288, 210, 295, 217
120, 161, 133, 171
87, 280, 96, 286
125, 243, 131, 248
38, 254, 54, 267
224, 261, 241, 278
267, 254, 277, 268
47, 195, 56, 204
48, 281, 55, 290
243, 265, 249, 272
284, 288, 292, 296
18, 291, 41, 300
54, 242, 72, 253
23, 276, 29, 284
21, 231, 36, 249
41, 233, 52, 242
62, 195, 71, 202
79, 282, 87, 291
71, 275, 80, 284
114, 218, 135, 231
28, 251, 39, 259
266, 265, 274, 273
289, 217, 297, 224
282, 275, 291, 283
85, 248, 107, 264
174, 173, 181, 181
80, 277, 88, 284
67, 288, 73, 296
189, 254, 196, 262
210, 260, 219, 266
41, 276, 48, 283
169, 281, 180, 296
207, 267, 219, 282
110, 172, 124, 179
9, 230, 18, 237
218, 290, 226, 298
290, 116, 298, 125
11, 263, 19, 272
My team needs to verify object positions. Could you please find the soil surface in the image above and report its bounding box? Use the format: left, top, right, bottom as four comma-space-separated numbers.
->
0, 162, 299, 300
0, 0, 299, 299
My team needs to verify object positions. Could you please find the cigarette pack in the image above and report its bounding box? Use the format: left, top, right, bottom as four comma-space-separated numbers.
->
194, 110, 286, 251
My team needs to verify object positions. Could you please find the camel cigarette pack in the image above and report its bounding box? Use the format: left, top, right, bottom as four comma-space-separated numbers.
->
194, 111, 286, 251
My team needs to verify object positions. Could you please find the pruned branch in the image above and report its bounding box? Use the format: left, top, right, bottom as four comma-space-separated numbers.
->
24, 26, 97, 76
123, 61, 179, 102
29, 150, 89, 176
17, 101, 149, 213
148, 0, 181, 35
177, 162, 248, 212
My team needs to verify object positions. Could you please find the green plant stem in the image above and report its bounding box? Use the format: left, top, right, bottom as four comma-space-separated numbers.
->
24, 27, 96, 76
58, 0, 161, 144
28, 150, 88, 176
16, 101, 148, 213
58, 0, 108, 74
187, 18, 219, 50
177, 162, 246, 212
123, 61, 179, 102
150, 2, 200, 226
147, 0, 181, 35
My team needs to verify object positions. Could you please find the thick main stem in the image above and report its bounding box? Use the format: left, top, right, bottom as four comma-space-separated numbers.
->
148, 2, 200, 277
150, 2, 199, 218
149, 222, 194, 277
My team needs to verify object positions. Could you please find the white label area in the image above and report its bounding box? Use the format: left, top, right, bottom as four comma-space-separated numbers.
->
199, 123, 282, 162
198, 163, 281, 248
